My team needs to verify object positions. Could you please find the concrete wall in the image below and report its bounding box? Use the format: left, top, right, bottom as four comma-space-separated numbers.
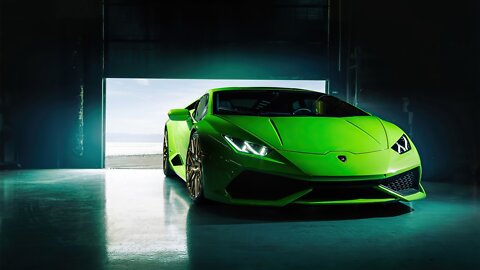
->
104, 0, 330, 79
0, 0, 103, 168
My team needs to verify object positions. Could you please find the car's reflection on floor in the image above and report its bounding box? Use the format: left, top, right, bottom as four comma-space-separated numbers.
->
165, 174, 479, 270
158, 172, 420, 270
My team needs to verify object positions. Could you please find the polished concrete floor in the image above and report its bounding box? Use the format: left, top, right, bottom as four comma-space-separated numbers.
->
0, 169, 479, 270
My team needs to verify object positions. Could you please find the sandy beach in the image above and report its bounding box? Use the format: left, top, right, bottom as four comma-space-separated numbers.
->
105, 154, 163, 169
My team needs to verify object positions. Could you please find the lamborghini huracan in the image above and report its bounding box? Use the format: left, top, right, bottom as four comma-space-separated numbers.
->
163, 87, 426, 206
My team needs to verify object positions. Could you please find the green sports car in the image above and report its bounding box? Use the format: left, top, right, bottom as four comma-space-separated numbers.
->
163, 87, 426, 206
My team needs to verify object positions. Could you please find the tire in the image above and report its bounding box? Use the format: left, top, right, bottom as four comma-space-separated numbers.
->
163, 128, 175, 177
186, 131, 205, 203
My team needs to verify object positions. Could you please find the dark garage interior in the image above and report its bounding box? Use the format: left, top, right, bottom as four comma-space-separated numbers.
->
1, 0, 479, 269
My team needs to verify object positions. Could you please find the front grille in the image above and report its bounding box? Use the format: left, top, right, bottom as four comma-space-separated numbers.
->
380, 168, 420, 196
226, 171, 308, 200
227, 171, 391, 201
226, 168, 421, 201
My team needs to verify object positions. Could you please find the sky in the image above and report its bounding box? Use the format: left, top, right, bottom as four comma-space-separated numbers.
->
106, 78, 326, 139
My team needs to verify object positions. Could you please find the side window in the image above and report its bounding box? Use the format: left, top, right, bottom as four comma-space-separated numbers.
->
194, 94, 209, 121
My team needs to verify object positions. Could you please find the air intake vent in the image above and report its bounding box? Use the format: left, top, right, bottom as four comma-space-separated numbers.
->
226, 171, 395, 201
171, 154, 183, 166
380, 168, 420, 196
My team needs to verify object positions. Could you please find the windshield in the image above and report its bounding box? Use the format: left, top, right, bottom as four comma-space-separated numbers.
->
213, 90, 368, 117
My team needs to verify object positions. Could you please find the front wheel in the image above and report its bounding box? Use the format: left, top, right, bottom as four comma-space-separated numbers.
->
186, 131, 205, 203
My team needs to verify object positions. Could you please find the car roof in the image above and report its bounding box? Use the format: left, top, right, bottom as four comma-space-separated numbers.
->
208, 86, 319, 94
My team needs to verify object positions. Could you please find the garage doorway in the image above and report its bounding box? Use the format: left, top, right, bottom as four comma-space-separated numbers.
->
105, 79, 326, 169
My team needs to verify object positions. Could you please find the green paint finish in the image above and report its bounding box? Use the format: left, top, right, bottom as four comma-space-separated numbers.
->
165, 87, 426, 206
220, 115, 388, 154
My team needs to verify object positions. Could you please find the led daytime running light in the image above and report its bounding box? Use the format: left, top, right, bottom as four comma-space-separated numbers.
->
224, 135, 269, 156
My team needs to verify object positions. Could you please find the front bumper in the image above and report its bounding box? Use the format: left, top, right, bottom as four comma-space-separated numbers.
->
200, 134, 425, 206
224, 167, 425, 206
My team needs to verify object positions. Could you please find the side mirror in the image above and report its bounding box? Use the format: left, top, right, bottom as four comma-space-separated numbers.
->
168, 109, 190, 121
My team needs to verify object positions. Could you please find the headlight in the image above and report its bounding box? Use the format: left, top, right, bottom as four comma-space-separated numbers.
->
223, 135, 270, 156
391, 134, 411, 154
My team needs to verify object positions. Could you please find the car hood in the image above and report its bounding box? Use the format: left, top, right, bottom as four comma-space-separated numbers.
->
218, 115, 388, 154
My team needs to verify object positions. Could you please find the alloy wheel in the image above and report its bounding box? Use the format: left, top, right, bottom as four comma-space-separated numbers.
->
186, 133, 203, 200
